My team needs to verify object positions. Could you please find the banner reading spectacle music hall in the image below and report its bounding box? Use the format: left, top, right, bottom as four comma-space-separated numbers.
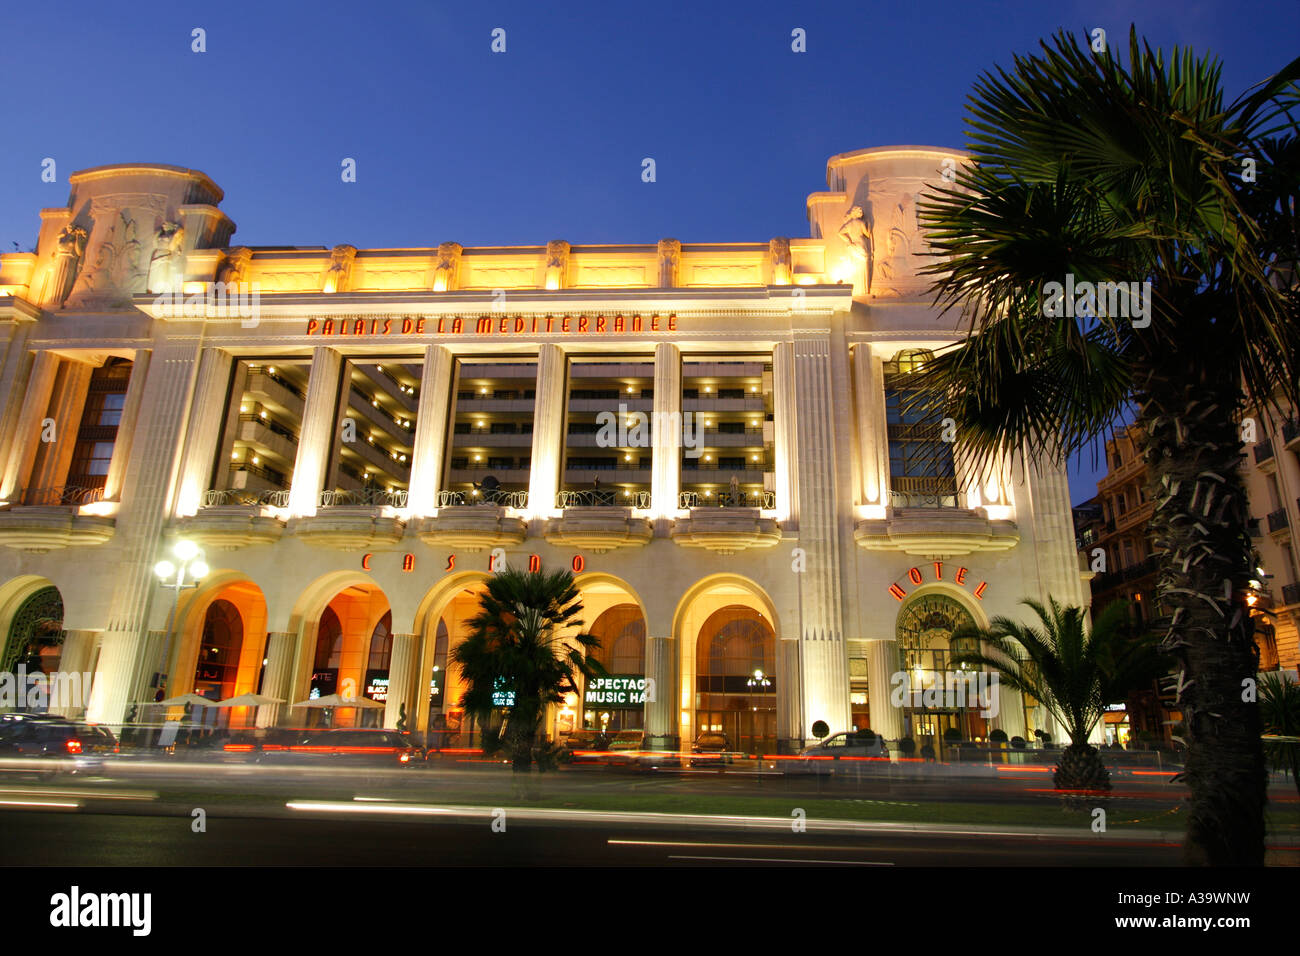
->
304, 313, 680, 337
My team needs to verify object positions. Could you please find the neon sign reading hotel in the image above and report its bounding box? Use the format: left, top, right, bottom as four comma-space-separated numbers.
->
887, 561, 988, 601
305, 313, 679, 337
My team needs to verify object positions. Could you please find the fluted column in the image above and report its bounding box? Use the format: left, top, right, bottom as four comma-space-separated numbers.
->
172, 348, 230, 515
866, 640, 903, 741
772, 342, 798, 523
527, 344, 567, 515
791, 334, 851, 737
852, 345, 889, 512
86, 336, 206, 726
643, 635, 677, 748
257, 631, 296, 727
996, 681, 1027, 740
384, 633, 419, 730
287, 346, 343, 517
102, 350, 152, 502
47, 630, 99, 718
27, 357, 94, 493
0, 351, 60, 500
650, 343, 681, 518
777, 635, 802, 750
407, 345, 454, 516
0, 325, 35, 487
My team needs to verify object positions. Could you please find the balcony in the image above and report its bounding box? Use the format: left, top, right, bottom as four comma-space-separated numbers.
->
244, 369, 305, 418
1283, 418, 1300, 450
0, 487, 115, 552
1280, 582, 1300, 607
545, 502, 653, 553
289, 490, 407, 550
1254, 439, 1275, 466
1267, 507, 1290, 535
679, 490, 775, 509
671, 506, 781, 555
415, 498, 527, 552
855, 508, 1019, 556
178, 489, 288, 549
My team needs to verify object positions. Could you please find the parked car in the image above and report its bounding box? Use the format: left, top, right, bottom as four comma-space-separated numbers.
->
793, 730, 889, 773
0, 719, 118, 775
689, 732, 734, 767
560, 729, 610, 763
604, 730, 681, 770
260, 729, 424, 767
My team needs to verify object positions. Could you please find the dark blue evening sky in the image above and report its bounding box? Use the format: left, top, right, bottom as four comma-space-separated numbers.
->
3, 0, 1295, 504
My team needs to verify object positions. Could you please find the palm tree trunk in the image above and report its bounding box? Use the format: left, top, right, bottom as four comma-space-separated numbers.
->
1140, 355, 1267, 865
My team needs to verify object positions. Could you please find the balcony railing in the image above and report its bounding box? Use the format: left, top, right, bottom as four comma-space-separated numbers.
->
319, 489, 408, 508
679, 490, 775, 509
1254, 439, 1275, 464
1281, 582, 1300, 606
1267, 508, 1290, 533
889, 489, 959, 508
238, 413, 299, 443
203, 489, 290, 507
437, 489, 528, 508
1282, 419, 1299, 444
15, 486, 105, 507
557, 489, 650, 509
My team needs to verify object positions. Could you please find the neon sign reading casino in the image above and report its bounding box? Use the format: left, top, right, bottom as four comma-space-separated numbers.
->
305, 313, 679, 337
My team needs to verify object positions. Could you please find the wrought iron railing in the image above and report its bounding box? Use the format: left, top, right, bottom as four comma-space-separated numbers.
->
203, 489, 291, 507
889, 489, 960, 509
238, 413, 299, 443
1267, 507, 1289, 533
556, 489, 651, 509
1254, 439, 1275, 464
437, 489, 528, 508
16, 486, 105, 506
679, 490, 775, 509
319, 488, 408, 508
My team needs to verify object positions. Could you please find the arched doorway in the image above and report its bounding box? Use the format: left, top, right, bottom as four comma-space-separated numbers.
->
895, 592, 988, 753
304, 584, 391, 728
169, 576, 268, 728
695, 606, 776, 755
1, 584, 64, 675
583, 603, 646, 736
193, 599, 243, 702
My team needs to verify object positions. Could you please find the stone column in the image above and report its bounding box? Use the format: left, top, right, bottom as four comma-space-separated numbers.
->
48, 630, 99, 718
791, 334, 851, 737
527, 343, 567, 515
26, 357, 95, 494
102, 350, 152, 503
85, 335, 206, 726
287, 346, 343, 517
852, 345, 889, 511
406, 345, 454, 516
772, 342, 798, 522
384, 633, 419, 730
0, 324, 34, 485
171, 348, 231, 515
866, 639, 903, 741
996, 680, 1027, 740
257, 631, 296, 727
777, 635, 802, 752
0, 350, 60, 500
650, 342, 681, 519
643, 635, 677, 749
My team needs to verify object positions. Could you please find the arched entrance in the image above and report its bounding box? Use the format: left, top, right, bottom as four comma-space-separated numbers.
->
895, 592, 987, 753
303, 583, 391, 728
581, 603, 646, 737
694, 606, 776, 754
412, 572, 491, 745
170, 576, 269, 729
1, 583, 64, 675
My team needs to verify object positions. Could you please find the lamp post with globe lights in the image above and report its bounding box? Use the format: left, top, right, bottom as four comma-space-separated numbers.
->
151, 538, 208, 699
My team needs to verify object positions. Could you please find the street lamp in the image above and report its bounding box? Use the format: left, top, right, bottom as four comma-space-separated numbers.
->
151, 538, 208, 697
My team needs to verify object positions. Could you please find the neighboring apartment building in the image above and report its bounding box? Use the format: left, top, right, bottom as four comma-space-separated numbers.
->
1243, 402, 1300, 674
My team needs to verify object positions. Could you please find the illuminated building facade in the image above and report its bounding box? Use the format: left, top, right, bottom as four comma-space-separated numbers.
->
0, 148, 1093, 753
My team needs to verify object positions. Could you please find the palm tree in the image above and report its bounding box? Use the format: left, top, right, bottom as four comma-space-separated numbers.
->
911, 28, 1300, 864
950, 598, 1164, 797
1258, 672, 1300, 798
451, 565, 603, 773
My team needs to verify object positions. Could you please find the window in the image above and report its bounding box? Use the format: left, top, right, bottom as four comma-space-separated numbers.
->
883, 351, 956, 506
97, 393, 126, 427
